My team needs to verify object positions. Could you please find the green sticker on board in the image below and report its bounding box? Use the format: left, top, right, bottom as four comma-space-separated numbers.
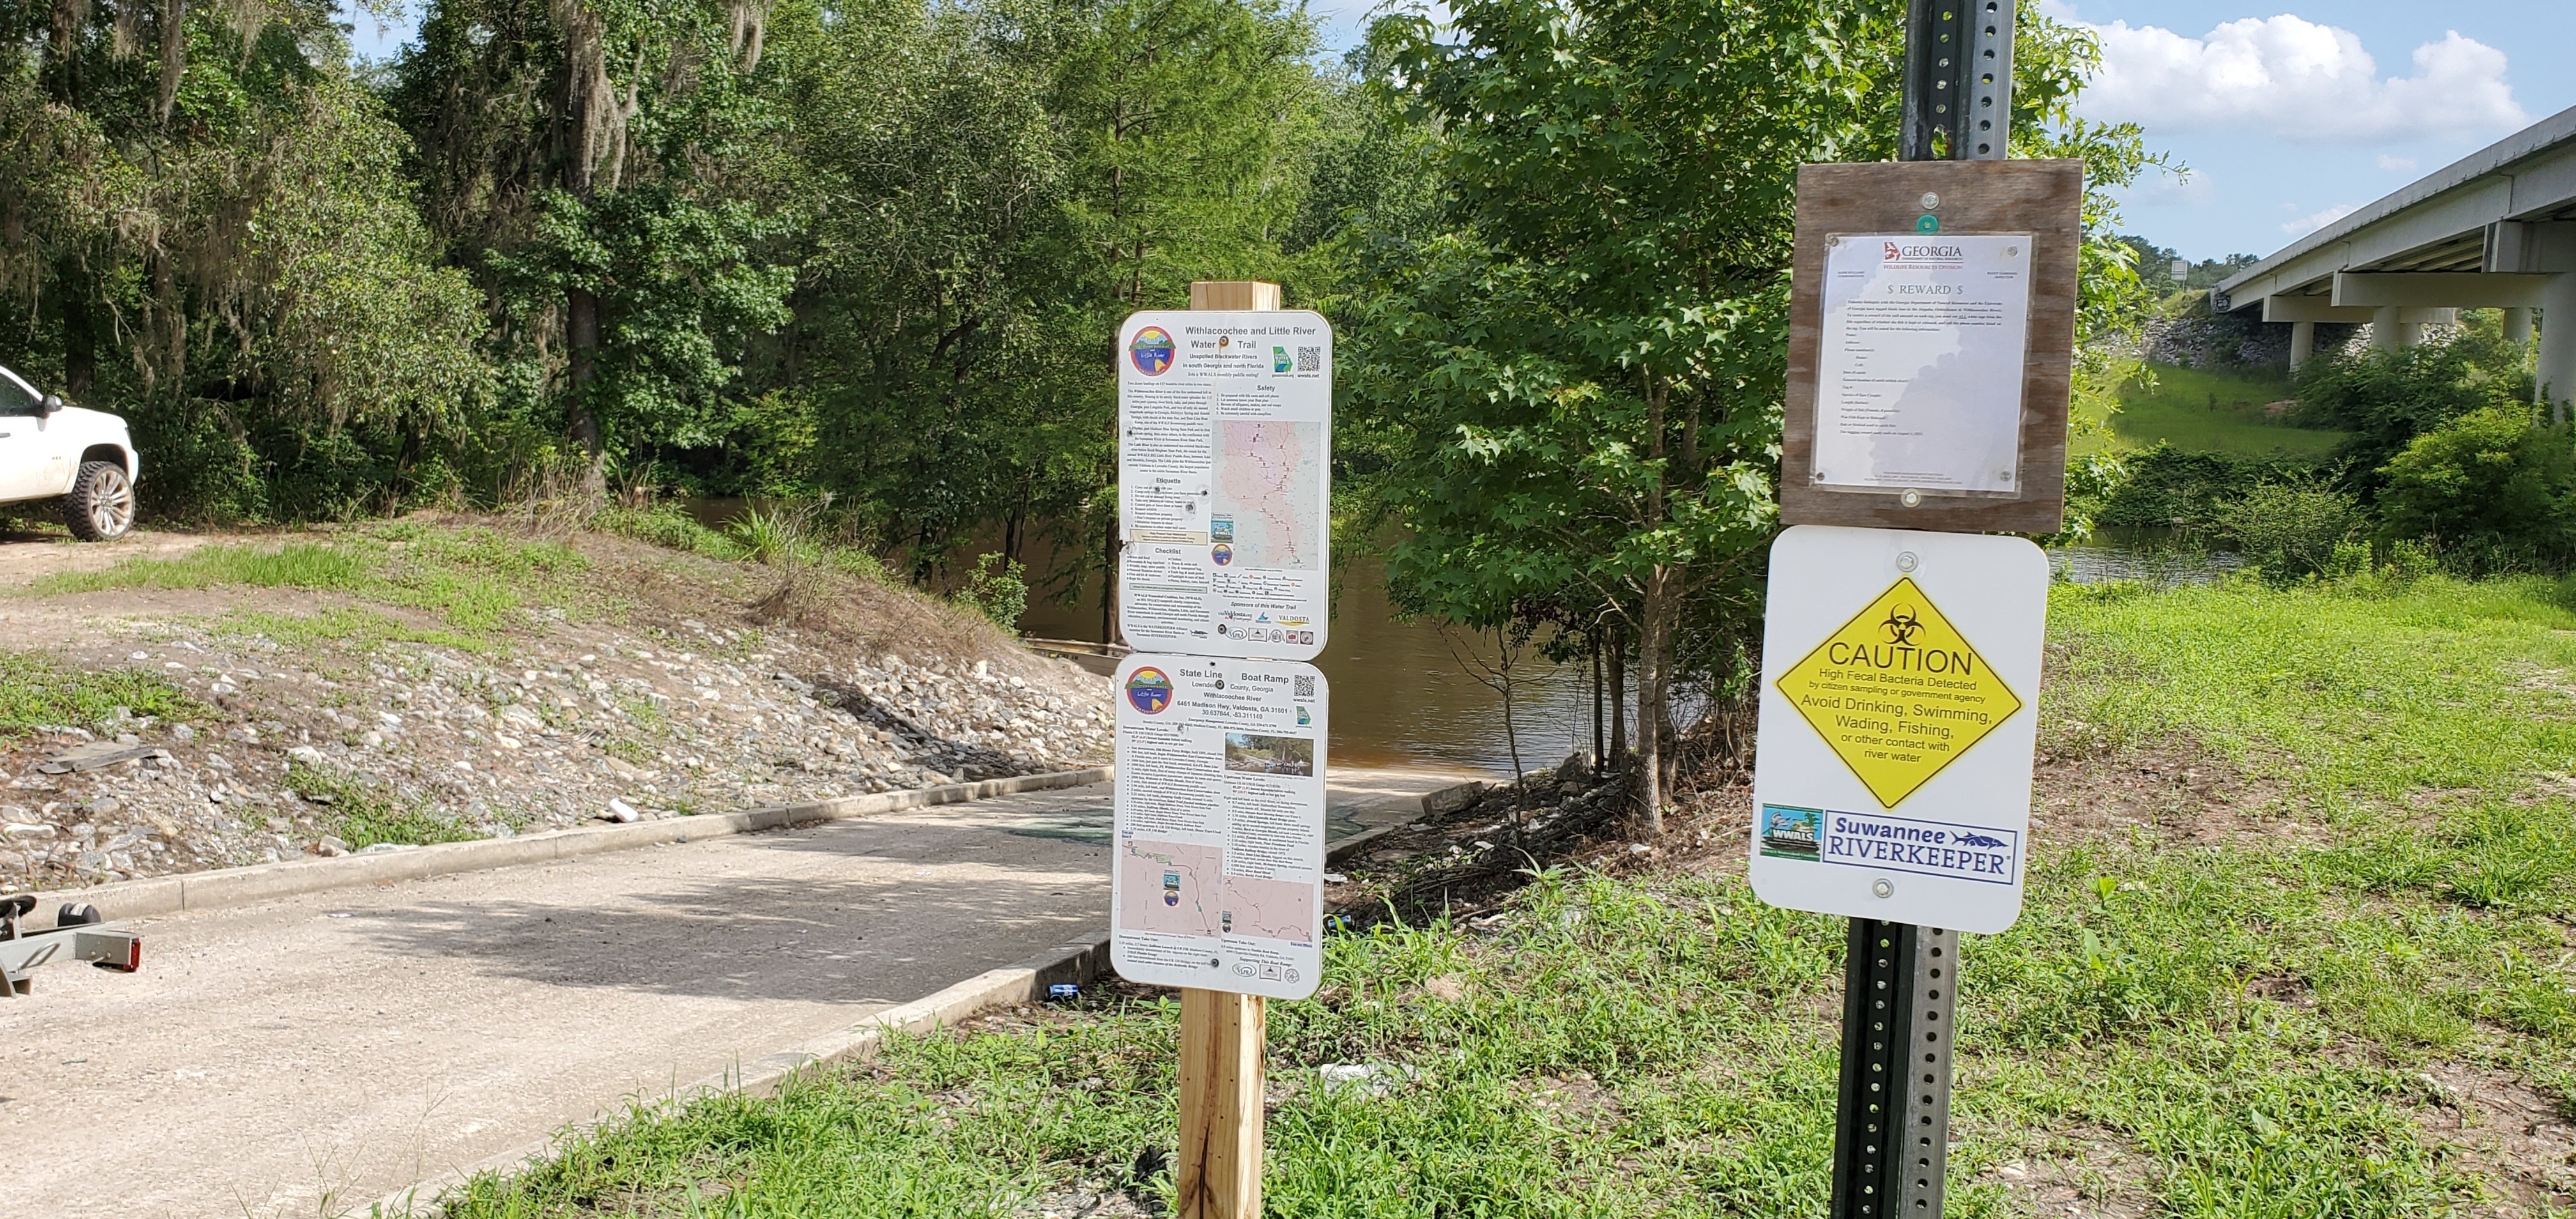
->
1915, 213, 1941, 233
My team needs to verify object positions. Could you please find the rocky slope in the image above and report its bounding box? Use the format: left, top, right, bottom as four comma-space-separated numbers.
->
0, 519, 1111, 890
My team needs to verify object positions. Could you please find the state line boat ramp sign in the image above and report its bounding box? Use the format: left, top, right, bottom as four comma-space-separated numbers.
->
1749, 525, 2048, 933
1117, 310, 1332, 663
1110, 654, 1329, 1000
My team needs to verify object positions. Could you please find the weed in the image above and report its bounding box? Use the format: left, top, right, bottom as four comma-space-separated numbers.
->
0, 652, 207, 736
283, 764, 481, 848
30, 541, 370, 595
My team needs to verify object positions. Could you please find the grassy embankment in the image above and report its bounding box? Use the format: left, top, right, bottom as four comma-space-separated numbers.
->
2078, 362, 2346, 460
434, 570, 2576, 1217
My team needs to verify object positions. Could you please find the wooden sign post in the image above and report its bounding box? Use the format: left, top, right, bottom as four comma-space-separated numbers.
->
1172, 278, 1278, 1219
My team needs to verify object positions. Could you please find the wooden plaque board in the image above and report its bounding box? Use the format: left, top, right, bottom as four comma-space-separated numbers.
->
1781, 160, 2083, 534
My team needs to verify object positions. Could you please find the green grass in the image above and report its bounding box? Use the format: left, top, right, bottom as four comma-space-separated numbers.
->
2099, 363, 2347, 459
438, 572, 2576, 1218
33, 540, 371, 595
26, 526, 590, 643
0, 651, 209, 736
283, 763, 486, 849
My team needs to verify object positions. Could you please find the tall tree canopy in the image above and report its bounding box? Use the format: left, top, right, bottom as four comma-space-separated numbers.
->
1341, 0, 2156, 825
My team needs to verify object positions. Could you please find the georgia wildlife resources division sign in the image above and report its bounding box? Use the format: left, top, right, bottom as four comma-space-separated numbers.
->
1749, 525, 2048, 933
1117, 310, 1332, 663
1110, 653, 1330, 1000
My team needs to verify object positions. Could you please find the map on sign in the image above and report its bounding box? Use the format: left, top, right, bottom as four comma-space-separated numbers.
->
1774, 576, 2023, 808
1748, 525, 2048, 935
1220, 875, 1318, 940
1214, 420, 1323, 571
1118, 839, 1224, 936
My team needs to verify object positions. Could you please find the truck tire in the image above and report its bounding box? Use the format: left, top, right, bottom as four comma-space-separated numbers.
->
63, 460, 134, 541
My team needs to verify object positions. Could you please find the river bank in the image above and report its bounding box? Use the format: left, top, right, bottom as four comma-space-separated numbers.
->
439, 568, 2576, 1216
0, 518, 1114, 891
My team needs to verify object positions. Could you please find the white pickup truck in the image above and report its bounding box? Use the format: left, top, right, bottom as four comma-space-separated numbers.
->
0, 364, 137, 540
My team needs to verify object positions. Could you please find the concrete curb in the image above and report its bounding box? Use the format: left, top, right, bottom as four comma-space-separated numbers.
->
367, 930, 1116, 1218
35, 766, 1113, 928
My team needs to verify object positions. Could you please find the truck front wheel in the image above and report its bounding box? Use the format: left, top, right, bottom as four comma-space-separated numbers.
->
63, 461, 134, 541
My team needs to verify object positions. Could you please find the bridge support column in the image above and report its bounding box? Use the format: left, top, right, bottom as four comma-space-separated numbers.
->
2543, 275, 2576, 425
2371, 305, 2423, 350
2506, 307, 2534, 346
2288, 320, 2315, 369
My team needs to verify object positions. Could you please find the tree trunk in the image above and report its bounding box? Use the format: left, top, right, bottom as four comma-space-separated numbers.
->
1638, 566, 1671, 836
1607, 625, 1629, 770
1638, 374, 1669, 836
566, 286, 604, 489
1100, 509, 1120, 645
1591, 636, 1604, 777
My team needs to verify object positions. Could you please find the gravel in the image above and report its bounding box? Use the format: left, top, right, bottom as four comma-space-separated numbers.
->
0, 615, 1111, 890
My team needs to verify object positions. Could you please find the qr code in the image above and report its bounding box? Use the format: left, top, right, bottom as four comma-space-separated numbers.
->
1296, 346, 1321, 372
1293, 675, 1315, 697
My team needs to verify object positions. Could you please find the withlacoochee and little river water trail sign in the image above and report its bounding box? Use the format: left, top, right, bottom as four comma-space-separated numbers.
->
1749, 525, 2048, 934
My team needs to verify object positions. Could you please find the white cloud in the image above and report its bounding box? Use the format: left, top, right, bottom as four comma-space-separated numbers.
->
2128, 165, 2214, 206
2376, 155, 2418, 173
2062, 13, 2527, 144
2281, 203, 2359, 238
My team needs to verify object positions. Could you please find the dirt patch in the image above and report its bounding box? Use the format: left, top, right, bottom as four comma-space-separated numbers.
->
2028, 742, 2322, 852
1984, 1123, 2159, 1218
0, 525, 220, 581
2417, 1061, 2576, 1215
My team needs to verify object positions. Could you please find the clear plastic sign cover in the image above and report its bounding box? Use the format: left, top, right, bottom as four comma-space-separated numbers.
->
1117, 310, 1331, 662
1110, 653, 1328, 999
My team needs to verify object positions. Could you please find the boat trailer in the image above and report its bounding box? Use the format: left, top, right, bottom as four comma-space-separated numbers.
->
0, 895, 142, 996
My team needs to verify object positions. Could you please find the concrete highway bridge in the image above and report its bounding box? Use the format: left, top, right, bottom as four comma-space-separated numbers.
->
2214, 103, 2576, 418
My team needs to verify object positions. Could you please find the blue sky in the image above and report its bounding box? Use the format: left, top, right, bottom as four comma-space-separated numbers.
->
346, 1, 2575, 264
2043, 1, 2574, 261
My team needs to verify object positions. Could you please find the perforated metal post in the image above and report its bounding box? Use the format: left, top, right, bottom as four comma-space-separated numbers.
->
1900, 0, 2016, 162
1831, 921, 1959, 1218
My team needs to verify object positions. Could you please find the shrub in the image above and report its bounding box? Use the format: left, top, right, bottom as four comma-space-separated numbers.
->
2095, 443, 2328, 529
2215, 480, 2360, 583
954, 553, 1028, 632
2294, 326, 2533, 489
2375, 407, 2576, 569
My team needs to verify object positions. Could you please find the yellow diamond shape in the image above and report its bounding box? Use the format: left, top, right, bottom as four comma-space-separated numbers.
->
1775, 576, 2023, 809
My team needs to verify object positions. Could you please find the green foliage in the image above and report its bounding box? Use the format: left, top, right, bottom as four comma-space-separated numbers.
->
0, 652, 208, 735
954, 552, 1029, 632
0, 0, 491, 521
597, 503, 744, 558
28, 542, 372, 596
2093, 443, 2331, 530
2293, 326, 2536, 488
2213, 480, 2359, 583
2375, 407, 2576, 569
284, 763, 483, 848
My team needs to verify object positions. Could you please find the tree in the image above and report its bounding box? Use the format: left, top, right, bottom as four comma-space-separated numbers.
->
0, 0, 487, 519
394, 0, 792, 486
1349, 0, 2163, 832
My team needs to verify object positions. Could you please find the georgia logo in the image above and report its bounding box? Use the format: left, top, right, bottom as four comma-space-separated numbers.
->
1129, 326, 1176, 376
1125, 666, 1175, 714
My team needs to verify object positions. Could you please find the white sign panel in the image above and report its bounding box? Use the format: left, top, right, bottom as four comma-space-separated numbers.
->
1748, 525, 2047, 933
1813, 234, 2034, 495
1110, 653, 1328, 999
1117, 310, 1331, 662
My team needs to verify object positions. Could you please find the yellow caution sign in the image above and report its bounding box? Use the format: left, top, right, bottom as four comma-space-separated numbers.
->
1775, 576, 2023, 808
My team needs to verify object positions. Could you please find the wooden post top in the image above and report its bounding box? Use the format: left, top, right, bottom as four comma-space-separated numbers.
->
1190, 280, 1284, 310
